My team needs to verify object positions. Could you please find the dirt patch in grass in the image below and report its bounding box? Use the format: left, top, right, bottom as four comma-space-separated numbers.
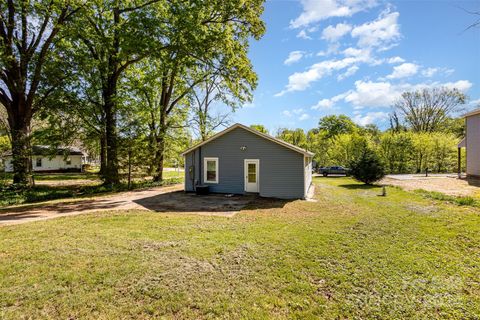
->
381, 176, 480, 197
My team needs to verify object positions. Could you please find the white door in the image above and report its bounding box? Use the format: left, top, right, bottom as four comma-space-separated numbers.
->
244, 159, 259, 193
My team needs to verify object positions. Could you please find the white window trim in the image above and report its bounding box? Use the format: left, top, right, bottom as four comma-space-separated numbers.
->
204, 157, 219, 184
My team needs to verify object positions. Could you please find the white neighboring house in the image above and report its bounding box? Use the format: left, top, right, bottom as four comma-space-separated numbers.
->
3, 146, 84, 173
458, 108, 480, 178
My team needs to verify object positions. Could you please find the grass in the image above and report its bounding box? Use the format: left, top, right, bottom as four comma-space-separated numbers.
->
0, 171, 184, 207
415, 189, 480, 208
0, 177, 479, 318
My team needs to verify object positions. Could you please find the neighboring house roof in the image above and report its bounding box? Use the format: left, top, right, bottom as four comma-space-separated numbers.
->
4, 145, 84, 157
463, 108, 480, 118
181, 123, 314, 157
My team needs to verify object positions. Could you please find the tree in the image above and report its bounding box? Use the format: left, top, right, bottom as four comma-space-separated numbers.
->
349, 148, 385, 185
318, 115, 358, 138
69, 0, 172, 185
189, 74, 236, 142
0, 0, 79, 184
250, 124, 268, 134
276, 128, 307, 149
392, 87, 466, 133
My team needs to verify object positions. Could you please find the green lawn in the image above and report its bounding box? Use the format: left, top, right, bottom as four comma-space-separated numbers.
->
1, 177, 479, 318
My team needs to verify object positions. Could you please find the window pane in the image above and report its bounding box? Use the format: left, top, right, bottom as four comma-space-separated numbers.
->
207, 160, 216, 171
248, 163, 256, 183
206, 160, 216, 181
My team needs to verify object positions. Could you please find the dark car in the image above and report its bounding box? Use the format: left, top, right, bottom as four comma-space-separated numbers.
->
318, 166, 350, 176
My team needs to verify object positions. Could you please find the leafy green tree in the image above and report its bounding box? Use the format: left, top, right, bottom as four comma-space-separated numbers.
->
0, 0, 80, 184
276, 128, 307, 149
392, 87, 466, 133
349, 148, 386, 185
328, 133, 369, 167
250, 124, 268, 134
379, 132, 414, 173
318, 115, 358, 138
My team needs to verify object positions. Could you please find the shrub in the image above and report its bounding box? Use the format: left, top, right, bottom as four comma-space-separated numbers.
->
349, 148, 386, 184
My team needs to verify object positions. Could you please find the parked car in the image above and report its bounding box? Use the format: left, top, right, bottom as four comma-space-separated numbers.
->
318, 166, 350, 176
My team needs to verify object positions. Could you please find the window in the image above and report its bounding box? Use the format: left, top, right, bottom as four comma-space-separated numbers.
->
204, 157, 218, 183
65, 158, 71, 165
36, 158, 42, 167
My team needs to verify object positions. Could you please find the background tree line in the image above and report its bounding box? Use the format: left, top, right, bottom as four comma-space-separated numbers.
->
255, 87, 473, 174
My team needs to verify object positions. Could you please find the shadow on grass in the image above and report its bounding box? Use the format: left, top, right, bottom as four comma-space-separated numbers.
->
338, 184, 381, 190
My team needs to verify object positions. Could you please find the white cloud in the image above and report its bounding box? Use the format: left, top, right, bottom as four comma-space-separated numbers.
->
321, 23, 352, 42
386, 62, 419, 79
353, 111, 389, 126
387, 56, 405, 64
351, 10, 401, 49
284, 51, 305, 65
297, 29, 312, 40
282, 108, 305, 117
290, 0, 377, 29
282, 110, 292, 117
317, 43, 341, 57
337, 65, 359, 81
421, 67, 438, 78
299, 113, 311, 121
338, 79, 473, 108
312, 99, 335, 110
311, 92, 348, 110
275, 56, 368, 96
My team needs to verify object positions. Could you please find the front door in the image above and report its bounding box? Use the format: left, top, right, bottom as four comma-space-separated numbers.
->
244, 159, 259, 193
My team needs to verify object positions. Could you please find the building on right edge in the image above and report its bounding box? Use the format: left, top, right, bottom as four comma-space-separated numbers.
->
458, 108, 480, 178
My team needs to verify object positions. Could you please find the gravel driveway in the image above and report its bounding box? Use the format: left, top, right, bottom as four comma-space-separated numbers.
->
381, 174, 480, 197
0, 184, 253, 226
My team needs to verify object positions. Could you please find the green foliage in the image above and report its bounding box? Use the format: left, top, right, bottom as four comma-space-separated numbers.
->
276, 128, 307, 149
349, 147, 386, 184
250, 124, 269, 134
318, 115, 359, 138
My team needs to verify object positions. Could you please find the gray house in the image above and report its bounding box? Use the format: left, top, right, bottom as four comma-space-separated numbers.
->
182, 123, 314, 199
458, 108, 480, 178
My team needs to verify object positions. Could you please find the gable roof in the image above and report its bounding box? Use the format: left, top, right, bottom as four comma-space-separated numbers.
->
181, 123, 314, 157
464, 108, 480, 118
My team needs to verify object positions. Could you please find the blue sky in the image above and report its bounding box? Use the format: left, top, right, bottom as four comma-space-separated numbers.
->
232, 0, 480, 132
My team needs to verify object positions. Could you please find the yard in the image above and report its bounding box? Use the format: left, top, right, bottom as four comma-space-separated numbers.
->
0, 170, 184, 207
1, 177, 479, 318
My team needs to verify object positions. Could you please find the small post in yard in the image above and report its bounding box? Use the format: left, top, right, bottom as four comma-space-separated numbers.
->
127, 147, 132, 190
425, 167, 429, 177
381, 185, 387, 196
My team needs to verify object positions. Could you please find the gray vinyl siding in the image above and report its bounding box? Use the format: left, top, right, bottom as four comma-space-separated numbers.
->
466, 114, 480, 177
184, 127, 306, 199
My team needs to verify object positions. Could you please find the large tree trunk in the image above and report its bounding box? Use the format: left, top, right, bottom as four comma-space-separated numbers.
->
152, 133, 165, 182
7, 97, 32, 185
99, 131, 107, 176
102, 84, 120, 185
10, 121, 31, 185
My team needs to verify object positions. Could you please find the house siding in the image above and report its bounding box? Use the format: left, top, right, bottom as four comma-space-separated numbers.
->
4, 155, 82, 172
466, 114, 480, 177
184, 127, 306, 199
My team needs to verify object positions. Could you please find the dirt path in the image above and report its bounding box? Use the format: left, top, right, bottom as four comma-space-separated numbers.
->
0, 184, 184, 226
381, 175, 480, 197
